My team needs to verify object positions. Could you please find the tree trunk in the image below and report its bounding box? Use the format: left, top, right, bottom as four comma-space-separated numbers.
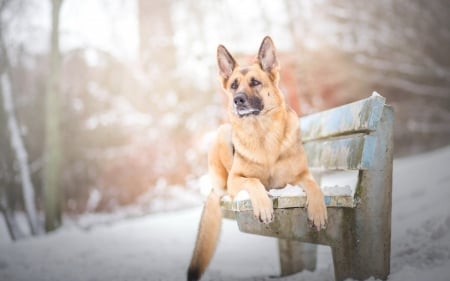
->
1, 74, 40, 235
44, 0, 63, 232
0, 189, 24, 240
0, 0, 39, 238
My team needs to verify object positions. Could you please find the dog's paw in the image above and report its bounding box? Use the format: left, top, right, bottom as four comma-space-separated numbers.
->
250, 193, 274, 224
306, 192, 328, 231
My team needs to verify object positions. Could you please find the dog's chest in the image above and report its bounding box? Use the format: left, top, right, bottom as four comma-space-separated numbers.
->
231, 114, 304, 188
265, 152, 300, 188
237, 141, 301, 188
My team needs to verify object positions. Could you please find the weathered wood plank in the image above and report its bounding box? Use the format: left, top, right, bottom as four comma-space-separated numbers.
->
235, 208, 349, 245
303, 134, 377, 170
300, 92, 385, 142
220, 182, 357, 211
278, 240, 317, 275
343, 106, 393, 281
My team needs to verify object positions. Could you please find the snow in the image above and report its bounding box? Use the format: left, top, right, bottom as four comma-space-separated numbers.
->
267, 171, 358, 198
269, 184, 305, 197
212, 171, 358, 202
1, 146, 450, 281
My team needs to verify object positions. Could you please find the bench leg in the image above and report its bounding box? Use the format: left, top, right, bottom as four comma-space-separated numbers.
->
332, 107, 393, 281
331, 243, 350, 281
331, 220, 390, 281
278, 239, 317, 276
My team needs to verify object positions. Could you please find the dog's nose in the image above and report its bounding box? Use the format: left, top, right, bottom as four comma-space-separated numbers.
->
233, 93, 248, 106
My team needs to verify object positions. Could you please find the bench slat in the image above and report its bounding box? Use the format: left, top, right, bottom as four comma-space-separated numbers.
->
220, 186, 356, 211
303, 134, 376, 170
300, 92, 385, 142
221, 179, 358, 212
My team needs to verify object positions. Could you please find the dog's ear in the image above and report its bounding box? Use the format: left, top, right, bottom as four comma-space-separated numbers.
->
257, 36, 279, 74
217, 45, 237, 85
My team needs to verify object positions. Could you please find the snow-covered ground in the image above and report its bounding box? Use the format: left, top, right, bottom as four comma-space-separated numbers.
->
1, 146, 450, 281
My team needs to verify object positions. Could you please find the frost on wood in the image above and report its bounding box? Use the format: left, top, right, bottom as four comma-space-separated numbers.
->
221, 171, 359, 211
1, 74, 39, 235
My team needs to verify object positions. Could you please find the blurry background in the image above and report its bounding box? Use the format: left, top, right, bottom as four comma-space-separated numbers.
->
0, 0, 449, 239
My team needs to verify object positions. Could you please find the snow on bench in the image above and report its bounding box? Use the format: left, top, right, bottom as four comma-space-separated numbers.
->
221, 170, 358, 211
220, 92, 394, 281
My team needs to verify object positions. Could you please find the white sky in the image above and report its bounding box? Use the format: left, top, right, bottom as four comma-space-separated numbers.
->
13, 0, 296, 63
60, 0, 138, 61
6, 0, 139, 61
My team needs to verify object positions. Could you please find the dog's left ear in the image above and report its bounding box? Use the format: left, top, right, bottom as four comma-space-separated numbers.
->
217, 45, 237, 82
258, 36, 279, 74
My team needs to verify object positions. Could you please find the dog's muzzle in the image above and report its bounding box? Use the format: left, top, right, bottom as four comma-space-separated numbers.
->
233, 92, 263, 117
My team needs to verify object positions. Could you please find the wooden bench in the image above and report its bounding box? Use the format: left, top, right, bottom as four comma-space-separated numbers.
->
221, 92, 394, 281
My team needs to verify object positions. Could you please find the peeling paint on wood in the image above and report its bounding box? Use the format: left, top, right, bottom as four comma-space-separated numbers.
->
300, 92, 385, 142
303, 134, 376, 170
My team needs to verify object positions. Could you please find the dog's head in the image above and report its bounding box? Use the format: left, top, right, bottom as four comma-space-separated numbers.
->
217, 36, 284, 118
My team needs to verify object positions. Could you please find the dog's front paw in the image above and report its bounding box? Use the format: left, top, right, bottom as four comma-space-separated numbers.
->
250, 192, 274, 224
306, 191, 328, 230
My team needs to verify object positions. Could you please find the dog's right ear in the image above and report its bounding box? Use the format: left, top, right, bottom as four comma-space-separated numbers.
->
217, 45, 237, 87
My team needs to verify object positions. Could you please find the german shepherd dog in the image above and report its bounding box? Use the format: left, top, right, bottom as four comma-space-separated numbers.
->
187, 36, 327, 281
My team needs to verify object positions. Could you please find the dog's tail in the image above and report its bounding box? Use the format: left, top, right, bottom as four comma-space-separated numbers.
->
187, 191, 222, 281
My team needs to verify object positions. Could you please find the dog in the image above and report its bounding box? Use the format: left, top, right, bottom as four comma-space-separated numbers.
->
187, 36, 327, 281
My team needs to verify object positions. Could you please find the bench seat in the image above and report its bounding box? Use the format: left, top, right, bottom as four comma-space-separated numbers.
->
222, 170, 359, 214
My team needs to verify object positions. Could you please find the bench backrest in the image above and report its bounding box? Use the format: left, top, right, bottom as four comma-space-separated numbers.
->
300, 92, 386, 171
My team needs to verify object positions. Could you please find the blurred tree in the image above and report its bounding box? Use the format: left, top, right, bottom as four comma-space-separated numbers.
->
44, 0, 64, 232
0, 67, 23, 240
0, 0, 40, 237
0, 79, 19, 240
139, 0, 176, 75
1, 74, 39, 236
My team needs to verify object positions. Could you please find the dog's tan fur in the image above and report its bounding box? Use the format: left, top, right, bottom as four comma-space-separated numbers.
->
187, 36, 327, 281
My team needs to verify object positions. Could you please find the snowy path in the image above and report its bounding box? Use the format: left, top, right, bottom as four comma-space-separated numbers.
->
1, 146, 450, 281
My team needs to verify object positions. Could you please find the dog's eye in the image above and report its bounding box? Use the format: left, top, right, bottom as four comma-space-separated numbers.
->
230, 79, 239, 90
249, 78, 261, 87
